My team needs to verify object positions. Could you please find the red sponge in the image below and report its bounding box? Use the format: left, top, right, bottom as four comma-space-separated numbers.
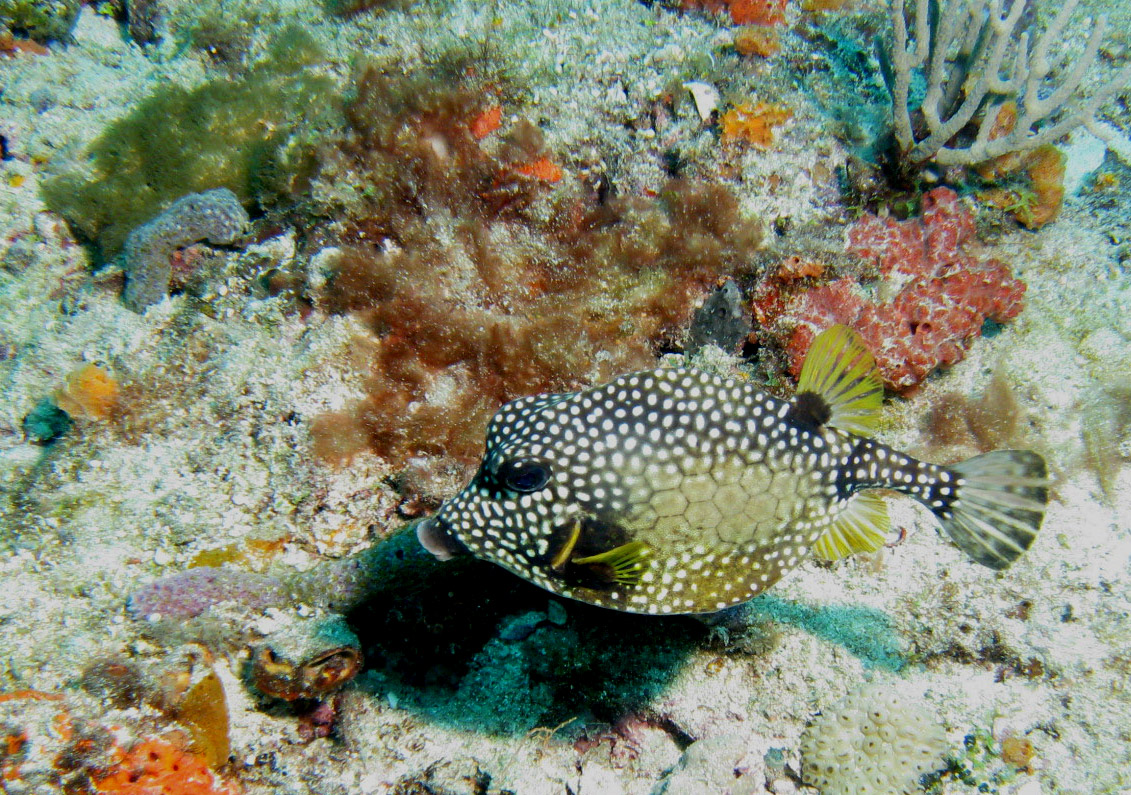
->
773, 188, 1025, 390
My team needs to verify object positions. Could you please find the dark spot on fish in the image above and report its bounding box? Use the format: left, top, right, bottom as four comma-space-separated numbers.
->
786, 391, 832, 431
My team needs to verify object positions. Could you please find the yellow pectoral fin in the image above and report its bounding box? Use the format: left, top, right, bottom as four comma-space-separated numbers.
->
812, 491, 890, 561
572, 541, 653, 586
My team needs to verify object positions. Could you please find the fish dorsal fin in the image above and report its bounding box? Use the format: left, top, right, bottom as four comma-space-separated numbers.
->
811, 491, 890, 561
794, 324, 882, 435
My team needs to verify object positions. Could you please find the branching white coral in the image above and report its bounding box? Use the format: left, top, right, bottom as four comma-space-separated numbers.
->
887, 0, 1131, 165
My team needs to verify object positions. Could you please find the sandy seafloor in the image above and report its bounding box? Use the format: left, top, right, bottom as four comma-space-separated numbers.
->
1, 0, 1130, 792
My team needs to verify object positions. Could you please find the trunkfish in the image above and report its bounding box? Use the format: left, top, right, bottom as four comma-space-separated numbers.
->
416, 325, 1049, 614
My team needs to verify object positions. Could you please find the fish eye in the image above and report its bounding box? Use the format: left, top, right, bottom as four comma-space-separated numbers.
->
497, 459, 551, 493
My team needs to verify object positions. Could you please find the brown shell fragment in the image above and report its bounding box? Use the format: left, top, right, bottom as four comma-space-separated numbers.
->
249, 615, 363, 701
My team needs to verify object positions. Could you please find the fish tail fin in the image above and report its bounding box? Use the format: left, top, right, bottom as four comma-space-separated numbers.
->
936, 450, 1049, 569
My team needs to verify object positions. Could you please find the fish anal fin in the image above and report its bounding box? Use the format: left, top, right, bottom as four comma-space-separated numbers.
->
812, 491, 890, 562
795, 324, 882, 435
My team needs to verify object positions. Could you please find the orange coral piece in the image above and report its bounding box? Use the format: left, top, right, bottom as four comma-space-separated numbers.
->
800, 0, 851, 10
734, 26, 781, 57
94, 737, 239, 795
514, 156, 564, 182
4, 731, 26, 756
720, 103, 793, 148
727, 0, 787, 25
469, 105, 503, 139
55, 363, 119, 420
0, 31, 50, 57
776, 255, 825, 280
0, 689, 65, 703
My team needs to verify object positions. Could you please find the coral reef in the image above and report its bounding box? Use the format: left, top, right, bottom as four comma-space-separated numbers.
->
120, 188, 249, 311
0, 689, 238, 795
800, 681, 949, 794
757, 187, 1026, 390
883, 0, 1131, 166
306, 62, 764, 496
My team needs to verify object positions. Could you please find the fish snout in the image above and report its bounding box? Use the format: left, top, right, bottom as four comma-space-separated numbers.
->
415, 515, 468, 561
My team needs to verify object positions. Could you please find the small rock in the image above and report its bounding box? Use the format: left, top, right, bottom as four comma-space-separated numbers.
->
498, 611, 546, 641
29, 88, 56, 114
71, 7, 126, 50
546, 600, 568, 625
22, 398, 72, 445
651, 733, 763, 795
1, 238, 37, 274
688, 279, 749, 354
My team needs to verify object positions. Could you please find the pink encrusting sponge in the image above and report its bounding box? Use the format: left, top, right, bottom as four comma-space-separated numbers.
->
780, 188, 1026, 391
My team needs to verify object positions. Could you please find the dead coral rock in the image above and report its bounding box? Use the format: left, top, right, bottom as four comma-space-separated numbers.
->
393, 757, 492, 795
651, 733, 763, 795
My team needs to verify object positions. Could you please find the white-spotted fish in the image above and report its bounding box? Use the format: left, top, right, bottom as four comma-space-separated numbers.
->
416, 326, 1048, 614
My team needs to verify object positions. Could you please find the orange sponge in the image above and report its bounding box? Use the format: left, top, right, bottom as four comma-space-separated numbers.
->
720, 102, 793, 148
94, 736, 239, 795
55, 364, 119, 420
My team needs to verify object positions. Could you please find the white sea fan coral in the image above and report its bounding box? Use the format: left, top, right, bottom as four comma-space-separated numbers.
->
800, 682, 949, 795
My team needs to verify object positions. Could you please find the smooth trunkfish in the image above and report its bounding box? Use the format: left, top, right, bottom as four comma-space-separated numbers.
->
417, 325, 1049, 614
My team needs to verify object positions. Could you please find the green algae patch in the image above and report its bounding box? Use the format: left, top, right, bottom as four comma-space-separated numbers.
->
1, 0, 80, 42
744, 594, 907, 671
42, 26, 335, 260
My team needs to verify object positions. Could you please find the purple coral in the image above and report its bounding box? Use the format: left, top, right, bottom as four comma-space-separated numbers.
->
127, 566, 288, 620
121, 188, 249, 312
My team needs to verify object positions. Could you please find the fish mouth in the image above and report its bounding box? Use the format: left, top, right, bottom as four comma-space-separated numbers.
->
415, 516, 467, 561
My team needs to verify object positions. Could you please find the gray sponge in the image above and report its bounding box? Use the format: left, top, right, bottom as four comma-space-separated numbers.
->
121, 188, 248, 312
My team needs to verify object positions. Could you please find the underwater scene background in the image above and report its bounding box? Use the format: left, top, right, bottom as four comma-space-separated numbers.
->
0, 0, 1129, 790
